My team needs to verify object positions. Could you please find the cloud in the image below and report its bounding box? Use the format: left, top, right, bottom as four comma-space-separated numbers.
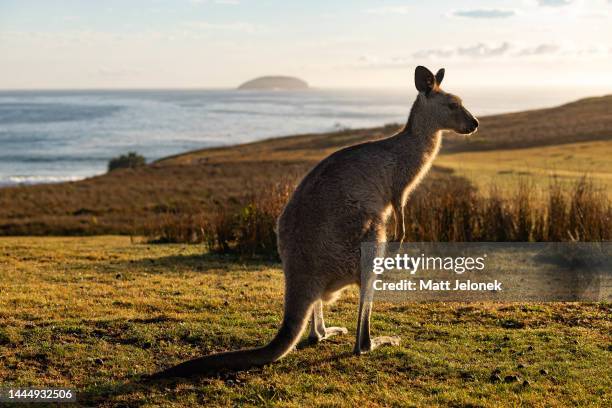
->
355, 43, 514, 69
410, 42, 610, 61
516, 44, 560, 56
452, 9, 516, 19
412, 49, 454, 59
357, 43, 515, 68
412, 43, 512, 60
536, 0, 573, 6
457, 42, 512, 57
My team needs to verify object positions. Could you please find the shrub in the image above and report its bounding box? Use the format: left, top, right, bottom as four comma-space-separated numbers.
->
143, 178, 295, 259
107, 152, 146, 172
233, 180, 292, 258
145, 212, 207, 244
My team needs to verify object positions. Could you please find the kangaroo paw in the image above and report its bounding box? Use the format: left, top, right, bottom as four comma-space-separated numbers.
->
325, 326, 348, 338
354, 335, 401, 355
308, 326, 348, 344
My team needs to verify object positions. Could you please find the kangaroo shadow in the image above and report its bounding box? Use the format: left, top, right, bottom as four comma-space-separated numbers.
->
82, 348, 356, 405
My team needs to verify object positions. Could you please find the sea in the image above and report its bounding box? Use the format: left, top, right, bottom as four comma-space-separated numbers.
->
0, 86, 602, 187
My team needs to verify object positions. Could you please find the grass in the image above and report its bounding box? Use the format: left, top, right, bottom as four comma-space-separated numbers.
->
143, 175, 612, 248
437, 140, 612, 195
1, 236, 610, 406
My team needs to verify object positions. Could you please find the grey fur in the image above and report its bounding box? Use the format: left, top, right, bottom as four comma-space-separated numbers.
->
152, 66, 479, 378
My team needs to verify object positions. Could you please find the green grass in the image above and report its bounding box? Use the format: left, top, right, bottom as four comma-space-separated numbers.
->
0, 236, 610, 406
437, 140, 612, 196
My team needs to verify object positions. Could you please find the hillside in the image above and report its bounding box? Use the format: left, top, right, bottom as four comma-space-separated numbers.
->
237, 76, 309, 90
437, 140, 612, 194
0, 95, 610, 235
441, 95, 612, 152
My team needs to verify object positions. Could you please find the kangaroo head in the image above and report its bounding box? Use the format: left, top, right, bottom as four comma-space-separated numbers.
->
414, 66, 479, 135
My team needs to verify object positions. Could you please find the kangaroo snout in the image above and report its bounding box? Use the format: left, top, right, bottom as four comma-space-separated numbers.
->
462, 117, 479, 135
469, 117, 479, 132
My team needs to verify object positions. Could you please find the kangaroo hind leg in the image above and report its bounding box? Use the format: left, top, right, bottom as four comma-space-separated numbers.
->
354, 224, 401, 354
308, 300, 348, 344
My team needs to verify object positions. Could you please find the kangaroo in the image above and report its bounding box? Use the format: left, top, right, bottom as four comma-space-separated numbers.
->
153, 66, 479, 378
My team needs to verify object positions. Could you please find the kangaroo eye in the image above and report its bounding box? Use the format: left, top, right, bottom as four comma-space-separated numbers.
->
448, 103, 460, 110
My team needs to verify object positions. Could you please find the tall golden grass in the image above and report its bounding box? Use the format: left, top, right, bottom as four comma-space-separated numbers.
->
403, 176, 611, 242
143, 176, 611, 258
144, 179, 293, 257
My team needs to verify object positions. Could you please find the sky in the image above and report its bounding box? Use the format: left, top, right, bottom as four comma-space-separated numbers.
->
1, 0, 611, 89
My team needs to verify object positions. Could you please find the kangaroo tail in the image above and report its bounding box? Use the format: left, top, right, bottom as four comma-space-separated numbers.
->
150, 286, 315, 378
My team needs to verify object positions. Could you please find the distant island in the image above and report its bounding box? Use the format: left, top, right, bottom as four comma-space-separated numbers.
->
238, 76, 309, 90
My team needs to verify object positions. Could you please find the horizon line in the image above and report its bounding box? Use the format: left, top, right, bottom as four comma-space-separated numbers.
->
0, 84, 606, 93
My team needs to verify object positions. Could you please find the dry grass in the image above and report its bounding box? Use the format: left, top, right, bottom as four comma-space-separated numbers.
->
436, 140, 612, 195
142, 175, 611, 258
144, 178, 295, 258
404, 176, 611, 242
0, 160, 312, 236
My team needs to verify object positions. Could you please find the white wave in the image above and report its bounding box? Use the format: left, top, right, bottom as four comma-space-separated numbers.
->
0, 175, 85, 187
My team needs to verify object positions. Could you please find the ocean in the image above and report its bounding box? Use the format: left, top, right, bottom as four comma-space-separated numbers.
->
0, 86, 601, 187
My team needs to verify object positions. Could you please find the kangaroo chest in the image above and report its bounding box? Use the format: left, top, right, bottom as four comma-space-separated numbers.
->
396, 131, 442, 205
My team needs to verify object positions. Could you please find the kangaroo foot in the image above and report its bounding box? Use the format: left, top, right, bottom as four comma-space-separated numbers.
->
308, 326, 348, 344
353, 335, 401, 355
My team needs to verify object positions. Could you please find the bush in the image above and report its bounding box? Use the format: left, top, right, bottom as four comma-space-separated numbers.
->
143, 179, 295, 259
232, 180, 292, 258
107, 152, 146, 172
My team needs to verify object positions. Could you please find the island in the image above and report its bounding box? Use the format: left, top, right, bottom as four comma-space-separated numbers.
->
237, 76, 309, 90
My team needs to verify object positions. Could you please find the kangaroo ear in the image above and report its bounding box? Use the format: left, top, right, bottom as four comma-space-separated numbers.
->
435, 68, 445, 86
415, 66, 436, 94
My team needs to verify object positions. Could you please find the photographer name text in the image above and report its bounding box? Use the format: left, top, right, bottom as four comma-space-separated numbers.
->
373, 279, 502, 291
